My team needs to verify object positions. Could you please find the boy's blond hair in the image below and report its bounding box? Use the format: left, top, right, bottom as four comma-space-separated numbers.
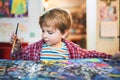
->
39, 8, 72, 34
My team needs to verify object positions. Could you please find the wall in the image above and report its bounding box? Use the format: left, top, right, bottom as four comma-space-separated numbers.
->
86, 0, 97, 50
0, 0, 44, 44
87, 0, 119, 54
96, 0, 119, 54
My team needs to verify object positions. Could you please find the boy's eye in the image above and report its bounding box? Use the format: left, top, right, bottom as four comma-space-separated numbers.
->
48, 32, 53, 34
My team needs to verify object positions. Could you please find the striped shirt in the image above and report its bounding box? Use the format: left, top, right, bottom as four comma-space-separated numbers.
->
40, 42, 69, 60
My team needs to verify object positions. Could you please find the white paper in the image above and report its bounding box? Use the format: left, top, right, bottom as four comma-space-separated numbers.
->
100, 21, 117, 37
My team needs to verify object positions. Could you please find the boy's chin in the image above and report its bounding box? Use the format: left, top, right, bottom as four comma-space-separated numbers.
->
45, 43, 57, 47
45, 43, 52, 46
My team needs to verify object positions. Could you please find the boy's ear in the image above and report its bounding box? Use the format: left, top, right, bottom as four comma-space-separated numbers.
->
62, 30, 69, 38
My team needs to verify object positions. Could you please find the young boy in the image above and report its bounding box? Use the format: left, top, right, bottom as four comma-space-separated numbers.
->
11, 8, 115, 61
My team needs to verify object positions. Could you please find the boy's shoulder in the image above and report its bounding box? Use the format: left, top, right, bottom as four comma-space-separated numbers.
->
31, 39, 44, 46
63, 39, 79, 47
25, 39, 44, 49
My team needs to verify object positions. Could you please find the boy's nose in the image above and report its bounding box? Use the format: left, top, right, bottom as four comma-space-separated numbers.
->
42, 33, 47, 38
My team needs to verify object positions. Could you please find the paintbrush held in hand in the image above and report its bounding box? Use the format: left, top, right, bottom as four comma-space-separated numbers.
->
11, 23, 19, 54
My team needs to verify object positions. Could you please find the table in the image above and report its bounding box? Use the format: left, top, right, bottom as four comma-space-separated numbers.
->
0, 58, 120, 80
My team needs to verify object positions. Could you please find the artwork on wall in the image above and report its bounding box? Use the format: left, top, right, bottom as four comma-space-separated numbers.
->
98, 0, 119, 37
100, 0, 117, 21
0, 22, 27, 42
0, 0, 28, 18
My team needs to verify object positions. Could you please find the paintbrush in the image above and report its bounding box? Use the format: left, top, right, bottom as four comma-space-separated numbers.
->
10, 23, 19, 55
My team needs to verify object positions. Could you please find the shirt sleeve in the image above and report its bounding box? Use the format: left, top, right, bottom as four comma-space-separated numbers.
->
11, 46, 30, 60
10, 40, 43, 60
64, 39, 112, 59
76, 46, 112, 59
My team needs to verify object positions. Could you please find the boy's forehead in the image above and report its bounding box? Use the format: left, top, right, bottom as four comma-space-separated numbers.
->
42, 26, 56, 31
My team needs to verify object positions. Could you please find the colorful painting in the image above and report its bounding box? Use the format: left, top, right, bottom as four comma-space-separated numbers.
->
98, 0, 119, 38
0, 0, 28, 18
0, 58, 120, 80
99, 0, 118, 21
100, 5, 117, 21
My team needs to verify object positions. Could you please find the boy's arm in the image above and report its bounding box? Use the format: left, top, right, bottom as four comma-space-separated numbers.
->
64, 39, 112, 59
86, 50, 112, 58
74, 45, 112, 59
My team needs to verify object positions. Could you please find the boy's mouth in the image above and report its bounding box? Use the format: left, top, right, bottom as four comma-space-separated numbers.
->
44, 40, 49, 43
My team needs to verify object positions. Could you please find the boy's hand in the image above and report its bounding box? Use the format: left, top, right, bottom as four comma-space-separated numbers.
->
112, 52, 120, 60
10, 33, 21, 51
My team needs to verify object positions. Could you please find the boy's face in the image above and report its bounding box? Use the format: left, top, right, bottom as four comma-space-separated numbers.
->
41, 26, 65, 48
